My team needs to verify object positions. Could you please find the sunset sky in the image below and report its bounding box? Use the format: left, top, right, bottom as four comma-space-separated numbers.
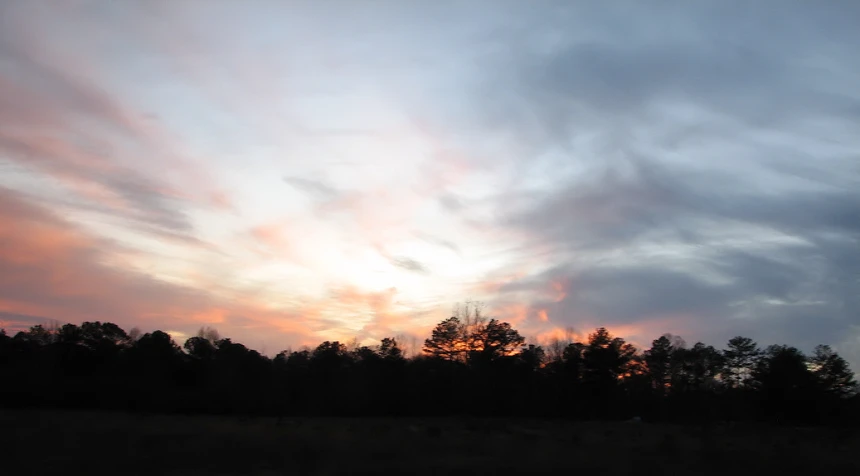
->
1, 1, 858, 365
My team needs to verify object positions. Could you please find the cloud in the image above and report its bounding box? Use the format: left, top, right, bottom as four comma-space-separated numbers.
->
0, 5, 232, 243
283, 176, 341, 200
438, 193, 464, 212
0, 0, 858, 373
404, 1, 860, 368
450, 2, 860, 152
0, 186, 443, 351
0, 187, 200, 326
0, 187, 320, 350
0, 311, 54, 330
483, 152, 859, 353
326, 285, 437, 343
413, 232, 462, 256
389, 256, 430, 275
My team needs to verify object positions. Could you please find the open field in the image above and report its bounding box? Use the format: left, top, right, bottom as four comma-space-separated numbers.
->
2, 409, 859, 475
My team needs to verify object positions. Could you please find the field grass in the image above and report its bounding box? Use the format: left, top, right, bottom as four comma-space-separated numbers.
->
2, 409, 858, 475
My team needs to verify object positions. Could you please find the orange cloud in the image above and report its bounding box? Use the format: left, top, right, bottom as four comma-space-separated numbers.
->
537, 309, 549, 322
534, 327, 585, 346
549, 278, 569, 302
473, 271, 528, 295
530, 314, 697, 352
489, 301, 531, 326
328, 286, 421, 341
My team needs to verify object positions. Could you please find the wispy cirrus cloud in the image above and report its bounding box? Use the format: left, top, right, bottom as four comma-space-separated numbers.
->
0, 187, 336, 350
0, 12, 232, 245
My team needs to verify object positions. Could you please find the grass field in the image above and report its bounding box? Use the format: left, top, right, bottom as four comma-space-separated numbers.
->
2, 409, 858, 475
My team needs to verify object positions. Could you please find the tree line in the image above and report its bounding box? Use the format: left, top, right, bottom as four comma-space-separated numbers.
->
1, 304, 857, 425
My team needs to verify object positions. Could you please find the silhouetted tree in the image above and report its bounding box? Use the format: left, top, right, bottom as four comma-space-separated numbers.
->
561, 342, 586, 380
1, 317, 856, 425
752, 345, 818, 423
312, 341, 349, 364
196, 326, 221, 343
469, 319, 525, 363
580, 328, 636, 417
287, 349, 311, 371
519, 344, 545, 372
583, 328, 635, 384
722, 336, 760, 388
645, 335, 675, 396
57, 323, 83, 344
135, 330, 181, 358
379, 337, 404, 361
352, 345, 380, 363
677, 342, 723, 391
185, 336, 217, 359
423, 317, 465, 361
810, 345, 857, 397
20, 324, 55, 346
81, 321, 129, 346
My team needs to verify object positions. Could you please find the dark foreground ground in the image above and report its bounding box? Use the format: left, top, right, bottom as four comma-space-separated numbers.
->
2, 409, 859, 475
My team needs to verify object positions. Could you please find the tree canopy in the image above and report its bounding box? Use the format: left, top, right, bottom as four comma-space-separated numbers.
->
1, 311, 857, 425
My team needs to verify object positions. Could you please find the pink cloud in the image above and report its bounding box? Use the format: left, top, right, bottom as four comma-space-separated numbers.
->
249, 223, 291, 251
0, 188, 320, 351
0, 18, 234, 233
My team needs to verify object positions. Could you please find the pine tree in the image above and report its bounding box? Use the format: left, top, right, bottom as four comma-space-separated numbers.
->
423, 317, 465, 361
811, 345, 858, 397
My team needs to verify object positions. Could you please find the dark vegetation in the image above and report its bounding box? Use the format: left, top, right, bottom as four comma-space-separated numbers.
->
1, 303, 857, 425
4, 409, 860, 475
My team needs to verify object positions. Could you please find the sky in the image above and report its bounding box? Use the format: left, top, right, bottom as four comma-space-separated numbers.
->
1, 1, 858, 365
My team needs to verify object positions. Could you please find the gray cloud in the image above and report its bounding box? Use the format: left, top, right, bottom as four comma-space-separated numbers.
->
371, 242, 431, 275
282, 176, 341, 200
413, 231, 462, 256
507, 158, 860, 253
416, 2, 860, 175
438, 193, 464, 212
0, 311, 54, 330
429, 2, 860, 366
389, 256, 430, 275
497, 154, 859, 347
